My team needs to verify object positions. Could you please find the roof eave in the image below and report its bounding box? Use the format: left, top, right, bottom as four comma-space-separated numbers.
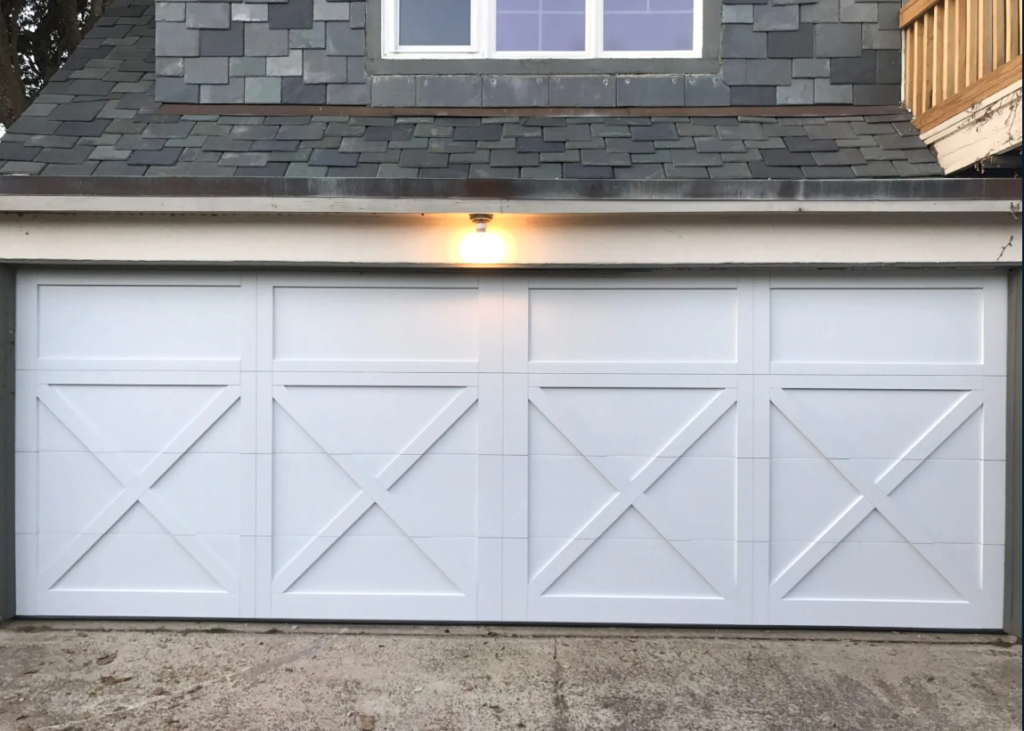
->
0, 177, 1019, 214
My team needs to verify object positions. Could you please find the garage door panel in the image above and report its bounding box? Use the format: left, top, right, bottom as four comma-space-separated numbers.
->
269, 592, 477, 623
150, 454, 245, 535
385, 455, 480, 537
261, 275, 502, 373
17, 356, 255, 616
271, 453, 362, 536
273, 384, 477, 456
36, 402, 89, 453
762, 542, 1004, 629
270, 534, 487, 621
529, 541, 753, 624
529, 288, 739, 369
272, 286, 479, 364
768, 459, 860, 543
770, 288, 984, 368
36, 452, 244, 537
37, 452, 122, 534
281, 535, 467, 596
766, 273, 1006, 376
19, 272, 249, 372
14, 269, 1007, 629
527, 455, 624, 540
32, 536, 255, 619
34, 525, 247, 617
765, 540, 1003, 626
773, 537, 968, 601
772, 388, 978, 460
529, 387, 727, 457
642, 458, 743, 541
522, 276, 752, 376
520, 375, 749, 621
525, 457, 743, 543
46, 384, 238, 455
763, 375, 1004, 456
541, 537, 726, 600
511, 279, 753, 624
46, 520, 234, 592
262, 275, 502, 620
763, 373, 1003, 627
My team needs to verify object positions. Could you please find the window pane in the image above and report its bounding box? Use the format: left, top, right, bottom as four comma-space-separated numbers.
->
399, 0, 472, 46
497, 0, 586, 52
604, 0, 695, 51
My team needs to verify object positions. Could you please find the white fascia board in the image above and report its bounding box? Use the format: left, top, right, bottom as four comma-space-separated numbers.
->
0, 211, 1019, 266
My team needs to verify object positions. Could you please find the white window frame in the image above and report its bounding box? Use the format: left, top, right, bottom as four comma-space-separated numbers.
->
381, 0, 703, 60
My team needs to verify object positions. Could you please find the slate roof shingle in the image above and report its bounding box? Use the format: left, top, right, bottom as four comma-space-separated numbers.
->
0, 0, 944, 180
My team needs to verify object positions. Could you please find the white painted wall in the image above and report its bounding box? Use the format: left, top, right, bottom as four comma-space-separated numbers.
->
0, 212, 1019, 266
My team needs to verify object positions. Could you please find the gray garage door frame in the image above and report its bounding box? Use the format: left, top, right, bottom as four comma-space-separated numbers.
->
1007, 268, 1022, 638
0, 266, 1020, 631
0, 265, 15, 624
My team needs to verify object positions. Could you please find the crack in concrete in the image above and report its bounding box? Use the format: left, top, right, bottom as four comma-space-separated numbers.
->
551, 639, 570, 731
242, 635, 337, 679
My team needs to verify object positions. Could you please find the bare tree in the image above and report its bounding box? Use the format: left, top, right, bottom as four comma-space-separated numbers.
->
0, 0, 111, 130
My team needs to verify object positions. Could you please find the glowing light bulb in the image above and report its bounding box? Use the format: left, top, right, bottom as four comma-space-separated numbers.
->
459, 230, 506, 264
457, 213, 507, 265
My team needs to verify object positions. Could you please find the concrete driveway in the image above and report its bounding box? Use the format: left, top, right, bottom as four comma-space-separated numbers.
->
0, 622, 1019, 731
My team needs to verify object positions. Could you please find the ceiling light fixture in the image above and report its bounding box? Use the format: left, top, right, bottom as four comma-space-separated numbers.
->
470, 213, 494, 234
458, 213, 507, 265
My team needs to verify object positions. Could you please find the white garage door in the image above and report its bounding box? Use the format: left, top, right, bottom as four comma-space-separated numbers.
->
15, 270, 1008, 629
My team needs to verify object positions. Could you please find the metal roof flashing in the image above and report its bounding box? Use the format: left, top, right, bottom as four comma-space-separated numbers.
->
0, 177, 1019, 214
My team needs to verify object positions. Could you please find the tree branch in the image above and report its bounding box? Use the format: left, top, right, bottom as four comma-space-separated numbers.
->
0, 0, 28, 129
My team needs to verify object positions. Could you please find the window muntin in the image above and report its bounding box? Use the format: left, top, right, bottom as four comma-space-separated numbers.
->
604, 0, 695, 52
496, 0, 587, 53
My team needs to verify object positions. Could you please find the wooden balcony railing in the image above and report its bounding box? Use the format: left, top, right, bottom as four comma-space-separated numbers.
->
901, 0, 1022, 131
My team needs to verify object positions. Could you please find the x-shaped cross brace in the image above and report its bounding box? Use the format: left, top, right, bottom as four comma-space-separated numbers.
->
528, 387, 738, 599
769, 388, 984, 604
271, 385, 478, 596
38, 384, 240, 592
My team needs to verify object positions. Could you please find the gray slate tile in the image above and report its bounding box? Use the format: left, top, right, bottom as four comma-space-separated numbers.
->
200, 24, 244, 57
309, 149, 359, 166
491, 150, 540, 167
269, 0, 313, 29
767, 25, 815, 58
563, 164, 614, 179
685, 76, 731, 106
614, 164, 667, 179
785, 136, 840, 152
754, 5, 800, 30
399, 151, 449, 168
761, 149, 816, 166
671, 150, 724, 167
550, 76, 615, 107
3, 0, 945, 184
483, 76, 549, 107
127, 148, 183, 166
416, 77, 482, 107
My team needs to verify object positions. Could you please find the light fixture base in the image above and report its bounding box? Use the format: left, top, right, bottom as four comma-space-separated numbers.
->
470, 213, 494, 234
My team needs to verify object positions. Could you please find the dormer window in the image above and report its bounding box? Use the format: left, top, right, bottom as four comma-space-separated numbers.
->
382, 0, 702, 59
